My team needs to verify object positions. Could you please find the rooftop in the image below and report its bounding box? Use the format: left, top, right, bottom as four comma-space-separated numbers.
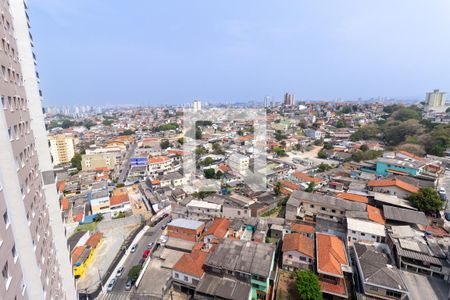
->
205, 239, 275, 278
353, 242, 407, 292
316, 232, 348, 277
347, 217, 386, 237
282, 233, 314, 257
168, 218, 205, 230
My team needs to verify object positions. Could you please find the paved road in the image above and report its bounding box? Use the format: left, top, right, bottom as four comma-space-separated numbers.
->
99, 215, 171, 298
118, 143, 137, 184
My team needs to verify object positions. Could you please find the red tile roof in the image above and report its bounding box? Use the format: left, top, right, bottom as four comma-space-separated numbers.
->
60, 197, 70, 211
290, 223, 315, 234
110, 193, 129, 206
203, 218, 230, 239
319, 277, 347, 297
368, 179, 419, 193
292, 172, 323, 184
71, 246, 86, 265
86, 232, 103, 249
173, 250, 208, 278
316, 233, 347, 277
280, 180, 300, 191
336, 192, 368, 204
282, 233, 314, 257
149, 156, 169, 164
367, 205, 385, 225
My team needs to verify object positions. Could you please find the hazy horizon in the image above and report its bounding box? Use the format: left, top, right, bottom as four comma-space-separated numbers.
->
30, 0, 450, 106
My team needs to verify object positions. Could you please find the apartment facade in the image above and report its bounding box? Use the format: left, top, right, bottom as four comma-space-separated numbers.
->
0, 1, 76, 299
48, 133, 76, 165
81, 152, 117, 171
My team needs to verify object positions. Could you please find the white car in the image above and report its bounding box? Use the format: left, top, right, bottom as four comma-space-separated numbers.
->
116, 266, 124, 277
439, 187, 446, 194
107, 278, 117, 292
130, 244, 138, 253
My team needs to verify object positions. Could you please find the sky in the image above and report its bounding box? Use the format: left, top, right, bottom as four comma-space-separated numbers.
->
28, 0, 450, 106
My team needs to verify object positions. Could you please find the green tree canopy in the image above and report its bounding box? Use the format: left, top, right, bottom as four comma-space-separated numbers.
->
295, 269, 322, 300
71, 153, 82, 170
407, 187, 444, 214
160, 139, 170, 149
128, 265, 142, 282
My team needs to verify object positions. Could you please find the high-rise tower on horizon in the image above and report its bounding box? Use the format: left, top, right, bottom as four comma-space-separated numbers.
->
0, 1, 76, 299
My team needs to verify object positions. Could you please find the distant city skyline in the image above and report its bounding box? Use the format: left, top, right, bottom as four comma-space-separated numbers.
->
29, 0, 450, 106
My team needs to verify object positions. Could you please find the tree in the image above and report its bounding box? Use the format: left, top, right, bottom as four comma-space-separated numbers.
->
275, 130, 286, 141
212, 143, 225, 155
317, 163, 332, 173
273, 147, 286, 156
360, 144, 369, 152
122, 129, 135, 136
83, 119, 96, 130
102, 119, 113, 126
195, 146, 207, 157
61, 119, 75, 129
71, 153, 82, 170
158, 123, 178, 131
336, 119, 347, 128
317, 150, 327, 159
323, 143, 333, 150
128, 265, 142, 282
391, 107, 421, 121
295, 269, 322, 300
407, 187, 444, 214
305, 182, 315, 193
160, 139, 170, 149
341, 106, 352, 114
177, 137, 185, 145
200, 157, 214, 166
274, 181, 282, 196
204, 168, 216, 179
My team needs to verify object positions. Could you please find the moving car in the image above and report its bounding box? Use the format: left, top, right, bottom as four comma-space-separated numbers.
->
143, 249, 150, 259
107, 278, 117, 292
130, 244, 138, 253
116, 266, 124, 277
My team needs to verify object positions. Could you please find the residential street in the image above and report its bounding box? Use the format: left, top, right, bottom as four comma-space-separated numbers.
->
118, 143, 137, 184
98, 215, 171, 299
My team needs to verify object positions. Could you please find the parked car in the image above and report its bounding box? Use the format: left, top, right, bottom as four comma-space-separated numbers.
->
147, 242, 154, 249
125, 279, 133, 291
116, 266, 124, 277
107, 278, 117, 292
143, 249, 150, 259
130, 244, 138, 253
445, 212, 450, 221
161, 224, 167, 230
138, 258, 145, 265
439, 187, 446, 194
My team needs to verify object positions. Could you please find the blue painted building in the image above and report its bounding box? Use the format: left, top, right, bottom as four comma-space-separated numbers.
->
361, 158, 423, 177
130, 156, 148, 167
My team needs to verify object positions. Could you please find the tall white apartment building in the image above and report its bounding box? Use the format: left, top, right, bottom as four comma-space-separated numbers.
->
0, 0, 76, 299
426, 89, 446, 107
48, 133, 76, 165
192, 100, 202, 112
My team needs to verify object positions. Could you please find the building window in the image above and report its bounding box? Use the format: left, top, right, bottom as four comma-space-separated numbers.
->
184, 276, 188, 281
12, 245, 17, 263
2, 261, 11, 289
174, 273, 179, 278
3, 211, 10, 228
386, 290, 401, 298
